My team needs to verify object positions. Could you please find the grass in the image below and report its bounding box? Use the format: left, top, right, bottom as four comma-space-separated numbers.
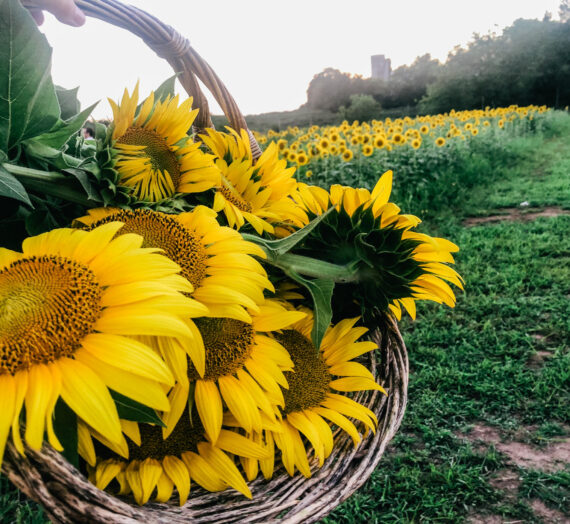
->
1, 113, 569, 523
324, 113, 570, 523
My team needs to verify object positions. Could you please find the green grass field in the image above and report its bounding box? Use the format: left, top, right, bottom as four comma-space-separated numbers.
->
325, 113, 570, 523
1, 113, 569, 524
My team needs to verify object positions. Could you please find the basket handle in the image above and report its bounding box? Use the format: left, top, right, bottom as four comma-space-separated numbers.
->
74, 0, 263, 159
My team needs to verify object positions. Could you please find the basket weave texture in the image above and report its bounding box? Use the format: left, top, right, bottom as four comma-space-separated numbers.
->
2, 1, 409, 522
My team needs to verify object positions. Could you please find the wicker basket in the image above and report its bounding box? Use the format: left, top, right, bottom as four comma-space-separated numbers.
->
2, 1, 409, 522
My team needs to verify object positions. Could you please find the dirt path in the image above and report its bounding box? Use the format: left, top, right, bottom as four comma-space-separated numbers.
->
464, 206, 570, 227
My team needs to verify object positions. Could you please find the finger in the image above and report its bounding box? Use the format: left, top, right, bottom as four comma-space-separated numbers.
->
28, 7, 45, 25
31, 0, 85, 27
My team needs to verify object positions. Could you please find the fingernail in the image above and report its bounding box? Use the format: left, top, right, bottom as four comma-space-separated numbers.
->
72, 7, 86, 26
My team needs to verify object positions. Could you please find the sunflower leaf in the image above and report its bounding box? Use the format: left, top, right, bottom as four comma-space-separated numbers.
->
0, 164, 32, 206
0, 0, 60, 153
110, 391, 166, 427
55, 86, 81, 120
136, 74, 179, 115
30, 102, 98, 150
242, 207, 334, 257
63, 167, 100, 201
287, 270, 334, 350
53, 398, 79, 468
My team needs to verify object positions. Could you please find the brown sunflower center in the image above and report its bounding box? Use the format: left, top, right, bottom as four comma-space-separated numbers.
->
118, 127, 182, 188
0, 256, 102, 375
89, 209, 208, 290
97, 414, 206, 463
275, 330, 332, 414
130, 415, 206, 461
189, 317, 255, 380
219, 179, 253, 213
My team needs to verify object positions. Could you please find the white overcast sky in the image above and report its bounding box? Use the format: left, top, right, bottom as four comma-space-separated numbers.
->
38, 0, 562, 119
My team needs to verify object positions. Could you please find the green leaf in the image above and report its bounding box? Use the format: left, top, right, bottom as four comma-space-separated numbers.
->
187, 382, 197, 426
63, 167, 100, 201
242, 207, 334, 257
0, 0, 60, 153
135, 74, 178, 116
24, 207, 57, 236
30, 102, 98, 150
287, 270, 334, 350
53, 398, 79, 468
0, 164, 32, 206
55, 86, 80, 120
2, 162, 94, 206
110, 391, 165, 427
22, 140, 82, 169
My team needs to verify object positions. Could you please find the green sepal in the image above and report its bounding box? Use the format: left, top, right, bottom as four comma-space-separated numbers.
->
287, 270, 334, 350
53, 398, 79, 468
63, 167, 101, 202
110, 391, 166, 427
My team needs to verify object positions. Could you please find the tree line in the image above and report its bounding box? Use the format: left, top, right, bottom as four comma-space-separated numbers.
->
304, 11, 570, 119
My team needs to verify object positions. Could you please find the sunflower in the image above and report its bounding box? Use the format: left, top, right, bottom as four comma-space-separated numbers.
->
75, 207, 272, 378
391, 133, 405, 145
342, 149, 354, 162
109, 83, 220, 202
290, 171, 463, 320
362, 144, 374, 157
200, 129, 307, 234
373, 135, 386, 149
411, 138, 421, 149
80, 413, 268, 505
163, 300, 307, 445
0, 223, 197, 467
238, 310, 383, 480
435, 137, 446, 147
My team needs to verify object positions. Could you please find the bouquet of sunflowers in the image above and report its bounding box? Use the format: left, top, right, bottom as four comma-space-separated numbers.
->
0, 0, 462, 519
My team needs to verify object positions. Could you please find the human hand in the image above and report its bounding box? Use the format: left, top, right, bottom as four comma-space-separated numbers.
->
21, 0, 86, 26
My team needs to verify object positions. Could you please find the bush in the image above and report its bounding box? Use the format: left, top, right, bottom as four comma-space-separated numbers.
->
339, 94, 382, 123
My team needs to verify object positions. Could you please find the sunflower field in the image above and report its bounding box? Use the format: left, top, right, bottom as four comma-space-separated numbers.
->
253, 105, 553, 218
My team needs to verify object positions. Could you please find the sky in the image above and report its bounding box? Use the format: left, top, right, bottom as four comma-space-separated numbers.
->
38, 0, 563, 120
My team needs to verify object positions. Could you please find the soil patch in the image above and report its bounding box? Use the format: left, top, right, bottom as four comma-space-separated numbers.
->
489, 469, 522, 493
464, 206, 570, 226
496, 440, 570, 473
527, 350, 554, 369
530, 499, 570, 524
460, 424, 570, 472
466, 513, 504, 524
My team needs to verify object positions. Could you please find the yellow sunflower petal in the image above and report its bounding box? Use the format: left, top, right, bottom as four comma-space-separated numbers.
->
163, 455, 191, 506
196, 442, 252, 498
216, 429, 269, 459
57, 358, 122, 445
195, 380, 223, 444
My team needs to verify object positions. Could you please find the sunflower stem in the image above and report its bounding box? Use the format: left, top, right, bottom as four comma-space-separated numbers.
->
2, 163, 96, 207
265, 251, 360, 283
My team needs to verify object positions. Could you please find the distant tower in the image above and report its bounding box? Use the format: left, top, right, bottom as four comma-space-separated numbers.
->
371, 55, 391, 80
